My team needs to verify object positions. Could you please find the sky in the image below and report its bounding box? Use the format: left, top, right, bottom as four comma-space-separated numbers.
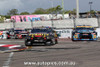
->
0, 0, 100, 15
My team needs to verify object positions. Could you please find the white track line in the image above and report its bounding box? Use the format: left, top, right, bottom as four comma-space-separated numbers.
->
2, 52, 14, 67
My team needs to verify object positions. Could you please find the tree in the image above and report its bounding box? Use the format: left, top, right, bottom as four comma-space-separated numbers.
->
65, 10, 72, 14
32, 8, 47, 14
90, 10, 95, 14
7, 9, 18, 15
20, 12, 30, 15
0, 16, 5, 23
47, 5, 62, 14
55, 5, 62, 14
72, 9, 76, 15
4, 15, 11, 19
47, 7, 55, 14
32, 5, 62, 14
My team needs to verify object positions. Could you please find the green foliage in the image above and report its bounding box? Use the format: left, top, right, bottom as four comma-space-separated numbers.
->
65, 10, 72, 14
20, 12, 30, 15
4, 15, 11, 19
7, 9, 18, 16
32, 8, 48, 14
47, 5, 62, 14
0, 16, 5, 23
65, 9, 76, 15
32, 5, 62, 14
90, 10, 95, 14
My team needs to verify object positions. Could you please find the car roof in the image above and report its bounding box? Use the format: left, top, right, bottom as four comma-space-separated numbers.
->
76, 25, 93, 28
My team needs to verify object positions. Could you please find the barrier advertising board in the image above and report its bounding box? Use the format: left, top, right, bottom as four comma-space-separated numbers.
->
55, 29, 73, 38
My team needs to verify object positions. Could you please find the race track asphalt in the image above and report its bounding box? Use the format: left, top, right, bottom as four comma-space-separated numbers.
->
0, 39, 100, 67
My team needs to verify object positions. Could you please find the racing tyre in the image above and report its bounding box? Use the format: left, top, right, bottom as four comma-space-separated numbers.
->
51, 39, 56, 45
25, 40, 32, 46
15, 35, 18, 39
45, 39, 56, 46
45, 41, 52, 46
55, 39, 58, 44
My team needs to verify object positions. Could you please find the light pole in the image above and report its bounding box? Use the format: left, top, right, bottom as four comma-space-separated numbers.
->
89, 2, 93, 13
50, 0, 54, 27
62, 0, 64, 19
76, 0, 79, 18
31, 20, 33, 28
11, 19, 16, 28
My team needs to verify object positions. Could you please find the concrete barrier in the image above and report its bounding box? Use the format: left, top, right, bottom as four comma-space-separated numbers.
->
75, 18, 98, 27
0, 18, 99, 30
53, 19, 74, 28
15, 20, 74, 28
0, 23, 13, 29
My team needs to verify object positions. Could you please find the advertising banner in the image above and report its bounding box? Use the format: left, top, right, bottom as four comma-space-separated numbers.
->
11, 14, 69, 22
11, 15, 41, 22
55, 29, 73, 38
55, 28, 100, 38
96, 28, 100, 37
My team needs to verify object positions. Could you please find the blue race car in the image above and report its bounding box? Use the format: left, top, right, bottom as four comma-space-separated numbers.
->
72, 25, 98, 41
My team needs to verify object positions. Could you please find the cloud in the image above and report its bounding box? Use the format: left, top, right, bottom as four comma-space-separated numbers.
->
0, 0, 23, 15
0, 0, 100, 15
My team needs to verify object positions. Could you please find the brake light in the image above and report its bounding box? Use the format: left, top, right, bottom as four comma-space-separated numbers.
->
92, 33, 95, 34
75, 33, 80, 34
44, 37, 46, 40
31, 38, 33, 40
8, 35, 10, 37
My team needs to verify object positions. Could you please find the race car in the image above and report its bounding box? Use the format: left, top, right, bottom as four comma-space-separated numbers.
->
25, 27, 58, 46
6, 28, 28, 39
72, 25, 98, 41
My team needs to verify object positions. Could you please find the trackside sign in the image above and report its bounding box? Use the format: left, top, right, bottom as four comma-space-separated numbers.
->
55, 29, 73, 38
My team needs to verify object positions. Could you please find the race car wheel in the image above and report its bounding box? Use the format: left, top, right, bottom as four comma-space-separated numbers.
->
51, 39, 56, 45
72, 38, 74, 41
72, 36, 75, 41
7, 37, 10, 39
25, 40, 32, 46
45, 41, 52, 46
45, 39, 56, 46
15, 35, 18, 39
55, 39, 58, 44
